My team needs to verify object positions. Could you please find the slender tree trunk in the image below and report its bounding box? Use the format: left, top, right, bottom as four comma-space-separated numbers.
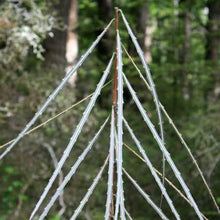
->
138, 0, 152, 63
172, 0, 179, 112
179, 0, 191, 101
43, 0, 78, 86
206, 1, 220, 62
183, 10, 191, 63
96, 0, 113, 61
66, 0, 78, 87
206, 0, 220, 102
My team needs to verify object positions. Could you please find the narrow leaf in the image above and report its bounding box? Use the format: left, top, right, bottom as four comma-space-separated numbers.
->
120, 10, 166, 192
104, 108, 115, 220
123, 118, 180, 220
123, 168, 169, 220
70, 156, 109, 220
29, 54, 114, 220
123, 74, 204, 220
39, 116, 109, 219
114, 31, 126, 220
125, 208, 133, 220
123, 45, 219, 214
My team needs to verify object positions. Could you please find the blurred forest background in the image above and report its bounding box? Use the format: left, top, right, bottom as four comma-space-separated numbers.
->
0, 0, 220, 219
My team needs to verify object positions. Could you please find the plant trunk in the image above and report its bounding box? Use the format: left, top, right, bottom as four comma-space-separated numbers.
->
66, 0, 78, 87
43, 0, 78, 86
206, 0, 220, 103
138, 0, 152, 63
43, 0, 70, 69
179, 0, 191, 101
172, 0, 179, 112
96, 0, 113, 61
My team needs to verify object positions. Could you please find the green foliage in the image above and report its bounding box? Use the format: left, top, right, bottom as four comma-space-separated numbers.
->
0, 0, 58, 74
0, 166, 24, 215
48, 215, 61, 220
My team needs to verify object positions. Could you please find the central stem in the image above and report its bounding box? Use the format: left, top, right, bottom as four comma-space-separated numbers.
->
110, 7, 119, 220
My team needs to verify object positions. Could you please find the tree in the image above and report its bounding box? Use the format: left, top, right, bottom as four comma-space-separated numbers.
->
137, 0, 152, 63
96, 0, 114, 61
43, 0, 71, 68
206, 0, 220, 102
66, 0, 78, 86
179, 0, 191, 100
43, 0, 78, 85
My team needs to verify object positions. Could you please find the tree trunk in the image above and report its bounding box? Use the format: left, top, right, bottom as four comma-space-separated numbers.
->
44, 0, 71, 69
179, 0, 191, 101
172, 0, 179, 112
43, 0, 78, 85
206, 0, 220, 62
206, 0, 220, 102
66, 0, 78, 87
138, 0, 152, 63
183, 10, 191, 63
96, 0, 113, 61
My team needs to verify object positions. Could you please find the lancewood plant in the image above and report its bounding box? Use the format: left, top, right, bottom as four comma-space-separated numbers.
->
0, 8, 219, 220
